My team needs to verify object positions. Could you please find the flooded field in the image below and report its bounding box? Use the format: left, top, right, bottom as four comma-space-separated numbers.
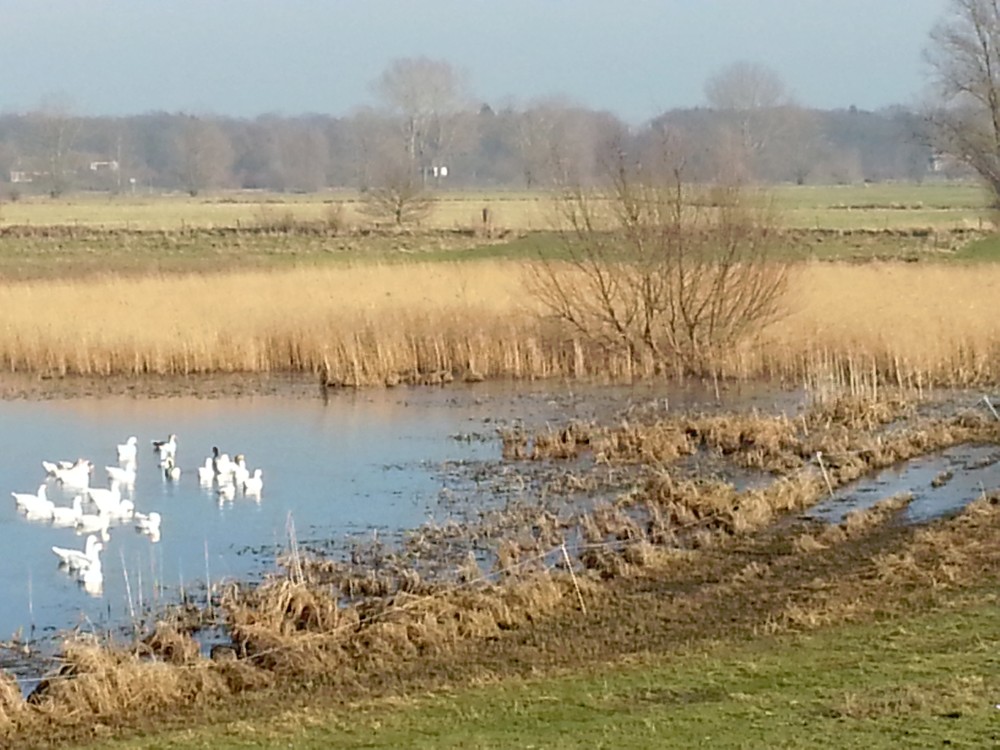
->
1, 377, 999, 747
0, 380, 790, 656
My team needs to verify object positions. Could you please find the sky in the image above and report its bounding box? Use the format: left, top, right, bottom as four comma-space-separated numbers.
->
0, 0, 951, 122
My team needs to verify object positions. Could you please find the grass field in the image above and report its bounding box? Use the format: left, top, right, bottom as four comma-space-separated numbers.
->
0, 182, 994, 232
84, 601, 999, 749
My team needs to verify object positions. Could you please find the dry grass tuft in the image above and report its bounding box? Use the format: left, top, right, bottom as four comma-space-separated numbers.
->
0, 671, 23, 726
27, 637, 225, 721
221, 571, 576, 675
141, 625, 201, 666
841, 493, 913, 536
792, 532, 829, 553
832, 676, 990, 720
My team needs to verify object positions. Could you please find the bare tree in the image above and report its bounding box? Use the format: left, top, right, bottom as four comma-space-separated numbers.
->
174, 116, 233, 196
926, 0, 1000, 201
530, 139, 788, 376
31, 96, 80, 197
359, 141, 434, 226
372, 57, 470, 184
705, 61, 788, 113
704, 62, 797, 181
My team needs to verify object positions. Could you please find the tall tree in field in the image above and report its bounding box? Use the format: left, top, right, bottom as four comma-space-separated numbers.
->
373, 57, 470, 184
174, 116, 233, 196
32, 96, 80, 197
925, 0, 1000, 202
704, 61, 796, 181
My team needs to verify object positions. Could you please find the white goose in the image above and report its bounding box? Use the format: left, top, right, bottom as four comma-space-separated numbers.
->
163, 456, 181, 481
106, 498, 135, 520
51, 495, 84, 527
75, 509, 110, 539
212, 447, 234, 480
85, 484, 122, 516
232, 455, 250, 486
242, 469, 264, 496
106, 464, 136, 486
78, 558, 104, 596
13, 484, 54, 517
52, 534, 103, 571
43, 459, 93, 489
134, 511, 162, 538
152, 434, 177, 463
116, 436, 138, 464
197, 457, 215, 485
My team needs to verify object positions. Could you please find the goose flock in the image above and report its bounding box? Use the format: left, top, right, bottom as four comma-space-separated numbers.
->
9, 433, 265, 597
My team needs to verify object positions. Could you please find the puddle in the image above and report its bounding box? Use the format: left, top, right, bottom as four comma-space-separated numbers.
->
810, 444, 1000, 524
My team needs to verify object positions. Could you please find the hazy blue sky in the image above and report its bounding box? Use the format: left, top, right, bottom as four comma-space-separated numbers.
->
0, 0, 950, 121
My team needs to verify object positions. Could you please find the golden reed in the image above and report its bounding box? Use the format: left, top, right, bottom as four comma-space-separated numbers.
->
0, 261, 997, 387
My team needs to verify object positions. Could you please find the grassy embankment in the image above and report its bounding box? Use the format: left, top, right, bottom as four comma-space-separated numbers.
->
83, 603, 999, 749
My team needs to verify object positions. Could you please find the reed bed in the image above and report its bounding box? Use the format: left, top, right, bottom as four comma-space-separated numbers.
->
1, 261, 1000, 387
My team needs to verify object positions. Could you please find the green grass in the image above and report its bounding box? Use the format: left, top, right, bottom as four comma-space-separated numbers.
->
950, 234, 1000, 261
0, 182, 994, 233
0, 181, 995, 282
85, 600, 1000, 750
769, 182, 991, 211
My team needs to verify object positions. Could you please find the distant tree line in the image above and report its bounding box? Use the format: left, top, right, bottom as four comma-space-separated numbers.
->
0, 59, 944, 200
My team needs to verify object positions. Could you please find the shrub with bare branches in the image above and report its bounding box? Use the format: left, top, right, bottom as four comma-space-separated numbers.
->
529, 145, 788, 377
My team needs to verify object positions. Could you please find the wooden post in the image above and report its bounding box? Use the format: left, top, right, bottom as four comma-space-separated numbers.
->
816, 451, 835, 499
561, 542, 587, 615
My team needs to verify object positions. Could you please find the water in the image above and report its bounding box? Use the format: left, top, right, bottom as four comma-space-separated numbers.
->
0, 386, 505, 647
810, 444, 1000, 524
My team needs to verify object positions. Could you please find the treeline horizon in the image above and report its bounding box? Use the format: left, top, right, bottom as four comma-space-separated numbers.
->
0, 101, 945, 198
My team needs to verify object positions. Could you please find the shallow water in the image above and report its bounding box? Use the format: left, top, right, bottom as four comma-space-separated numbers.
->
810, 443, 1000, 524
1, 380, 788, 642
